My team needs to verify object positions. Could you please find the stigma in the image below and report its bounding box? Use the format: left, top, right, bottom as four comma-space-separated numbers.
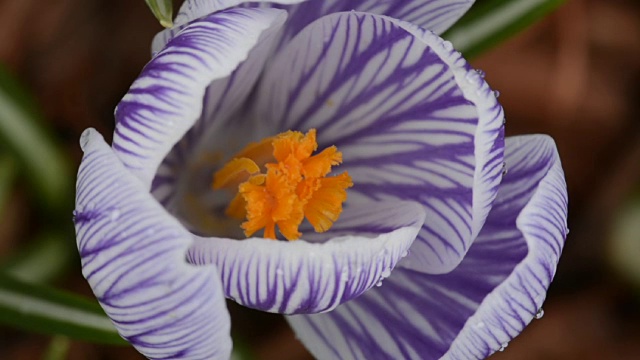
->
213, 129, 353, 241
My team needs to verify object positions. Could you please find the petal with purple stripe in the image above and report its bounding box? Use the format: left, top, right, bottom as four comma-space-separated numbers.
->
254, 12, 504, 274
75, 129, 231, 360
113, 8, 287, 189
278, 0, 475, 43
186, 201, 425, 314
150, 10, 287, 213
173, 0, 307, 27
287, 135, 568, 360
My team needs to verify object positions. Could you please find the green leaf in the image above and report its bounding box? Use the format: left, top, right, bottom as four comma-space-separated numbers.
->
0, 274, 126, 345
145, 0, 174, 28
42, 336, 71, 360
0, 154, 16, 212
443, 0, 565, 58
0, 64, 73, 212
610, 198, 640, 288
1, 232, 74, 284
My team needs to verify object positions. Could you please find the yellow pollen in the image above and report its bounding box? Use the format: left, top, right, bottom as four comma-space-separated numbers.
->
213, 129, 353, 240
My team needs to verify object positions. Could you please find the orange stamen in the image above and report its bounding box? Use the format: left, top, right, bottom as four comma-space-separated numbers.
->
212, 129, 352, 240
212, 157, 260, 190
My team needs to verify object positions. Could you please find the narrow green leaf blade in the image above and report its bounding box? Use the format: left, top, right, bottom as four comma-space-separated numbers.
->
42, 336, 71, 360
1, 232, 74, 284
0, 154, 16, 212
0, 64, 73, 211
0, 274, 126, 345
145, 0, 174, 28
443, 0, 565, 58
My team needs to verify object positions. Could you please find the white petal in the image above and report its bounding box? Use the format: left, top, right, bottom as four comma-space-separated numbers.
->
113, 8, 287, 189
76, 129, 231, 359
254, 11, 504, 274
286, 135, 568, 360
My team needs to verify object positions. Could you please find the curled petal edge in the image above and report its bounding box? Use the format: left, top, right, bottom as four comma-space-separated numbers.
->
187, 201, 426, 314
443, 135, 568, 359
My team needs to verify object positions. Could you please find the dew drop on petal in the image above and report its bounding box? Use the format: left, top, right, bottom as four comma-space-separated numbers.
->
498, 342, 508, 352
466, 72, 480, 85
475, 69, 486, 78
535, 308, 545, 319
276, 268, 284, 276
494, 90, 501, 98
401, 250, 409, 258
502, 162, 508, 176
110, 209, 121, 221
442, 40, 454, 51
376, 280, 383, 287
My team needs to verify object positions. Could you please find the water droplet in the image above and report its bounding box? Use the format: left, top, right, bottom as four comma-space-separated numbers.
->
498, 342, 508, 352
466, 72, 480, 85
502, 117, 506, 126
502, 162, 508, 176
475, 69, 486, 78
376, 280, 383, 287
535, 308, 545, 319
494, 90, 501, 98
381, 268, 391, 278
442, 40, 454, 51
110, 209, 121, 221
475, 321, 486, 329
276, 268, 284, 276
401, 250, 409, 257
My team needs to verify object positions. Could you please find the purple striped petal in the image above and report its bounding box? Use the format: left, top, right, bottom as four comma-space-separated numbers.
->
254, 12, 504, 274
186, 201, 425, 314
113, 8, 287, 189
278, 0, 475, 43
174, 0, 307, 27
75, 129, 231, 360
287, 135, 568, 360
150, 11, 287, 213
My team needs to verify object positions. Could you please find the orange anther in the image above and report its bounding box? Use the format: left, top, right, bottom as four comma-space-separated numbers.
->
213, 129, 352, 240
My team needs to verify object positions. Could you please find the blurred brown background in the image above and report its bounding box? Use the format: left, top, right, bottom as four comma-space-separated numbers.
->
1, 0, 639, 359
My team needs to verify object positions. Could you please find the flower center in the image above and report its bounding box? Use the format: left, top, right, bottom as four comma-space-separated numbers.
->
212, 129, 353, 241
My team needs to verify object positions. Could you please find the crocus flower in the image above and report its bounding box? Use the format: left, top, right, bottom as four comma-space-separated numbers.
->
74, 1, 569, 359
